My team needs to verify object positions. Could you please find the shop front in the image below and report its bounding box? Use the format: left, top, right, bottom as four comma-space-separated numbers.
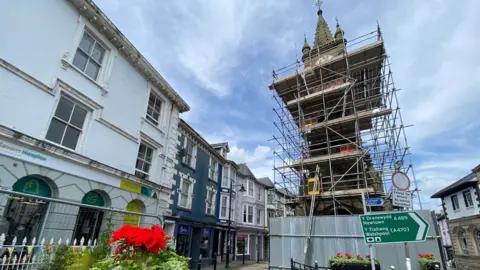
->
0, 138, 165, 242
235, 228, 266, 262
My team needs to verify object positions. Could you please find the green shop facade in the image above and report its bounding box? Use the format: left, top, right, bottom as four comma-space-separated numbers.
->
0, 137, 167, 245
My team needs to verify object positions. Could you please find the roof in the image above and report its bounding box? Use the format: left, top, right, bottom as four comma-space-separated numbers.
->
431, 172, 478, 198
237, 163, 255, 178
68, 0, 189, 112
257, 177, 274, 188
313, 9, 334, 48
211, 142, 230, 153
179, 119, 225, 162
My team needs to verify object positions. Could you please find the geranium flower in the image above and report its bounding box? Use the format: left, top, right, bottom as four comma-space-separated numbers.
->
345, 253, 351, 259
337, 252, 342, 258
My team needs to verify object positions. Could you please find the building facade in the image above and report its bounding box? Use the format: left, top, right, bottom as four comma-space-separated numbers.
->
235, 164, 267, 262
165, 120, 222, 267
431, 165, 480, 269
0, 0, 188, 244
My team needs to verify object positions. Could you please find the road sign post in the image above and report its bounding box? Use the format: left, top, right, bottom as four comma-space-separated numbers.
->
360, 212, 429, 244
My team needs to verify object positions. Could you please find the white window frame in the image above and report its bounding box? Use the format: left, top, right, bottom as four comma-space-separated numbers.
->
243, 205, 254, 224
45, 93, 91, 151
220, 195, 229, 219
205, 188, 217, 215
256, 208, 261, 225
182, 136, 197, 169
135, 141, 156, 179
463, 190, 474, 208
256, 185, 261, 200
222, 166, 231, 188
247, 180, 254, 197
145, 90, 165, 127
451, 195, 460, 211
66, 17, 117, 89
209, 158, 218, 181
178, 177, 194, 209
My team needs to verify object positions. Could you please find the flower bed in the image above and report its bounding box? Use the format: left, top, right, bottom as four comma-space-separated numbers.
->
328, 253, 381, 270
418, 253, 439, 270
91, 225, 189, 270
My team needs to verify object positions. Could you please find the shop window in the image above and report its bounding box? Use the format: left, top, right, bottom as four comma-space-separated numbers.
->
236, 234, 249, 255
0, 176, 52, 246
72, 191, 105, 244
200, 228, 212, 258
176, 225, 191, 257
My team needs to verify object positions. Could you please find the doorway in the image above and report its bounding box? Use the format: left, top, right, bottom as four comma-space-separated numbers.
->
72, 191, 106, 244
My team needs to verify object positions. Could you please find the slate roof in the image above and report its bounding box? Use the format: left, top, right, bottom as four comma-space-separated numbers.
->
431, 172, 478, 198
257, 177, 274, 188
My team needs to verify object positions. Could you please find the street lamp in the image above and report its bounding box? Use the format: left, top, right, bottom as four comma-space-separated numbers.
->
225, 183, 246, 268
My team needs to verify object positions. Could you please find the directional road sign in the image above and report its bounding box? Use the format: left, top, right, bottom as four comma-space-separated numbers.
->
359, 212, 429, 244
365, 198, 384, 207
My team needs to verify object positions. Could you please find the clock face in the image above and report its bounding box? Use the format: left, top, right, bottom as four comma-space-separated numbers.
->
315, 54, 333, 66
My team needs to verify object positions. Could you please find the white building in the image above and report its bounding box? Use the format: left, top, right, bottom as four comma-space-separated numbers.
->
234, 164, 267, 262
0, 0, 189, 243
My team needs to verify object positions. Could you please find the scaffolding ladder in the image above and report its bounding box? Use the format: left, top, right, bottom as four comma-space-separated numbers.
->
303, 165, 320, 264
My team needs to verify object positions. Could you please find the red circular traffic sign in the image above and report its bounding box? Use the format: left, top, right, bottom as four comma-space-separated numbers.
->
392, 171, 411, 191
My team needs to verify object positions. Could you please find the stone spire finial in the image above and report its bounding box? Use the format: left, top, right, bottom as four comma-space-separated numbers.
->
334, 18, 344, 41
313, 2, 334, 48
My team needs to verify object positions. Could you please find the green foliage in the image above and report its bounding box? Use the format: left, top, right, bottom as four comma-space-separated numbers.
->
38, 244, 79, 270
91, 213, 116, 264
328, 253, 379, 267
419, 253, 438, 270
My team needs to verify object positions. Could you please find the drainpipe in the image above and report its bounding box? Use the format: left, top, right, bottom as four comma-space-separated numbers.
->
157, 102, 177, 218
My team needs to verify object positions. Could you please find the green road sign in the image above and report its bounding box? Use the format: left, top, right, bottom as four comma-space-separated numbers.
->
359, 212, 429, 244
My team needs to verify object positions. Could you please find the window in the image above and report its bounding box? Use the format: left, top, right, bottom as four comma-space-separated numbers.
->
230, 168, 236, 188
243, 205, 253, 224
231, 197, 235, 218
220, 195, 228, 218
268, 191, 275, 204
256, 208, 261, 225
248, 181, 254, 197
476, 231, 480, 249
135, 142, 154, 179
72, 32, 106, 80
46, 95, 88, 150
205, 189, 216, 215
182, 137, 196, 168
209, 158, 218, 181
236, 235, 249, 255
222, 166, 230, 188
459, 231, 469, 256
179, 178, 193, 209
463, 190, 474, 207
451, 195, 460, 210
146, 92, 163, 125
256, 186, 261, 200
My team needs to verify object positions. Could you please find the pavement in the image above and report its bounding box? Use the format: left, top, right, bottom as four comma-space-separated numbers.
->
202, 261, 269, 270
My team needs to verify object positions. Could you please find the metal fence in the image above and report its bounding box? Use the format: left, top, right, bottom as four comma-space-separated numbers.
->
269, 210, 443, 270
290, 258, 329, 270
0, 188, 164, 269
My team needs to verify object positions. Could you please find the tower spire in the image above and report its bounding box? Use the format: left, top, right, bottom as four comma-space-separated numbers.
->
313, 1, 334, 48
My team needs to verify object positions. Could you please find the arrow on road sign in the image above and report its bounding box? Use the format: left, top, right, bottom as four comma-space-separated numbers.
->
365, 198, 384, 206
359, 211, 429, 244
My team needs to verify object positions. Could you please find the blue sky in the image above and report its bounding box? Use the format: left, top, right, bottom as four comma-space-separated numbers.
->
95, 0, 480, 210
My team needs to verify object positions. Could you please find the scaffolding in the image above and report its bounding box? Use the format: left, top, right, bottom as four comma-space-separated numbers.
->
270, 16, 421, 217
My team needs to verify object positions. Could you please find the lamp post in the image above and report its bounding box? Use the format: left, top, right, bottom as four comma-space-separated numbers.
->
225, 183, 246, 268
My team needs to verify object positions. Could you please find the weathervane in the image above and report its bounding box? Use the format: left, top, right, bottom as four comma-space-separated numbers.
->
315, 0, 323, 11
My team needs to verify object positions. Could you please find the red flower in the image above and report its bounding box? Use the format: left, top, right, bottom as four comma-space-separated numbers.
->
366, 255, 371, 259
337, 252, 342, 258
345, 253, 351, 259
356, 255, 361, 259
108, 225, 167, 254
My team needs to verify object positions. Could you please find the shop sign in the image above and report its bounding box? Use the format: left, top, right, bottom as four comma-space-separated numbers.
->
202, 228, 212, 237
237, 234, 248, 238
0, 140, 47, 162
178, 225, 191, 235
120, 180, 153, 197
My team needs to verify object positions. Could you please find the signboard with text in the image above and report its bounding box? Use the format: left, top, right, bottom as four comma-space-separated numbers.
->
392, 190, 413, 208
360, 212, 429, 244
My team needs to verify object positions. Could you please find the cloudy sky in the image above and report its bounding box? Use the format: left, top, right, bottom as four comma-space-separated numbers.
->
94, 0, 480, 210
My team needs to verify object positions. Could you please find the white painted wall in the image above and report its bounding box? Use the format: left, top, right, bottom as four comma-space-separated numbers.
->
0, 0, 182, 190
235, 174, 266, 229
444, 187, 480, 220
438, 218, 452, 246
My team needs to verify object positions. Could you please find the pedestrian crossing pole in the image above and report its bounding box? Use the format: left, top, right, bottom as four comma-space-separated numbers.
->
362, 192, 376, 270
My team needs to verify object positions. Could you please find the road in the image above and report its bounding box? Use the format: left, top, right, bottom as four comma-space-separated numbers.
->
203, 261, 269, 270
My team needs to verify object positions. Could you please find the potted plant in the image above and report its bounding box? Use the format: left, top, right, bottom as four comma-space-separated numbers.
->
418, 253, 440, 270
91, 224, 189, 270
328, 253, 381, 270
